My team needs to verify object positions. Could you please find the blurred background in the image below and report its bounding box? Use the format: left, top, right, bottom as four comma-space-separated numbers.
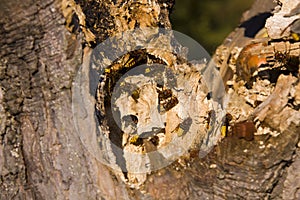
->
171, 0, 255, 54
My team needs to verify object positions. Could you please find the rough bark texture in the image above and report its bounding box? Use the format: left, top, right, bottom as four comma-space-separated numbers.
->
0, 0, 299, 200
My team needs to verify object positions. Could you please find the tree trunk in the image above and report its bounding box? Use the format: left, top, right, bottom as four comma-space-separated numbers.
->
0, 0, 299, 199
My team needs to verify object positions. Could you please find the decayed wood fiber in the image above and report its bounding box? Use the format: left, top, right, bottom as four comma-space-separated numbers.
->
0, 0, 299, 199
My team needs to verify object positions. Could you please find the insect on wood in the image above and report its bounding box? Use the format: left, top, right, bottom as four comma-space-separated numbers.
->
236, 41, 300, 86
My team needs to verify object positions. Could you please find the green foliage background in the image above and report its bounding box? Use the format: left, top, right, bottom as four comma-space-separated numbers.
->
171, 0, 254, 54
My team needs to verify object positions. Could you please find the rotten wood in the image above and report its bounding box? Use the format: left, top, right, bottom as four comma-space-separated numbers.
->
0, 0, 299, 199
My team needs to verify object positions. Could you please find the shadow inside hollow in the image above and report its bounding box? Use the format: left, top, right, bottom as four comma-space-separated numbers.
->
239, 12, 272, 38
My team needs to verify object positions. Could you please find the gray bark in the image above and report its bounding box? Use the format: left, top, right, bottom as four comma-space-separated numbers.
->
0, 0, 299, 199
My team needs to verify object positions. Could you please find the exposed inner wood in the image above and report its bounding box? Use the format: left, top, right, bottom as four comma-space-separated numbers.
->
0, 0, 299, 199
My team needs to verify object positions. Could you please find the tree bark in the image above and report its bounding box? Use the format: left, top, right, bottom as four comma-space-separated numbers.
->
0, 0, 299, 199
